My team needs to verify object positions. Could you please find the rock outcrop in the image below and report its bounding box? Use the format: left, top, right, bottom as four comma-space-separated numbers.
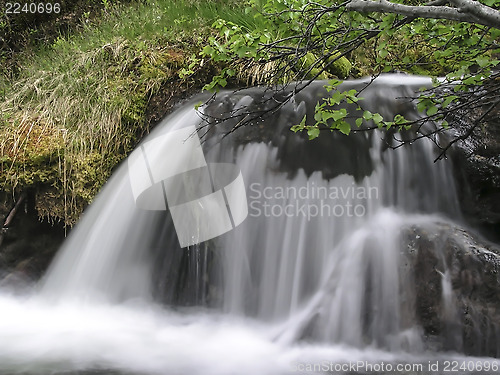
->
406, 222, 500, 357
0, 193, 65, 290
451, 106, 500, 242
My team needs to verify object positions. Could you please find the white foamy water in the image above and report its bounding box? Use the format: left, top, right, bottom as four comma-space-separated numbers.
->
2, 269, 498, 375
0, 294, 286, 374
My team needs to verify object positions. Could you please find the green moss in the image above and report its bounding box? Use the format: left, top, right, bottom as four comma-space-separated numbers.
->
297, 52, 352, 80
71, 153, 114, 204
298, 52, 330, 80
123, 93, 147, 124
325, 54, 352, 80
2, 164, 59, 198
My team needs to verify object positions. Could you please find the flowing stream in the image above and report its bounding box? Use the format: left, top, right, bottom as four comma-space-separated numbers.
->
0, 74, 499, 374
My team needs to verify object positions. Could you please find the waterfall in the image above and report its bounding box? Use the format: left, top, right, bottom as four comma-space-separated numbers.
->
0, 74, 499, 374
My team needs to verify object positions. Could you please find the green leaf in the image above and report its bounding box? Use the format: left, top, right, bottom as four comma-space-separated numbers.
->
417, 99, 432, 112
426, 105, 438, 116
202, 46, 215, 56
476, 56, 490, 68
330, 91, 345, 105
441, 95, 458, 108
483, 0, 500, 6
393, 114, 408, 125
327, 79, 342, 88
332, 108, 347, 121
217, 77, 227, 87
372, 113, 383, 124
355, 118, 363, 127
308, 127, 320, 140
378, 49, 388, 58
346, 90, 360, 103
463, 75, 481, 85
337, 121, 351, 135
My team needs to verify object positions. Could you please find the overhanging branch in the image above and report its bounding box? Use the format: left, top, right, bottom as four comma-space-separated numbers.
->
449, 0, 500, 28
346, 0, 500, 29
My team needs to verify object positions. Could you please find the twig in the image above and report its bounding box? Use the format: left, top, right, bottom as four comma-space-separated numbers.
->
0, 192, 26, 250
3, 192, 26, 228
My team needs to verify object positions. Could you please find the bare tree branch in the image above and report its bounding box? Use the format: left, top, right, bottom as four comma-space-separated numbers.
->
449, 0, 500, 27
346, 0, 500, 28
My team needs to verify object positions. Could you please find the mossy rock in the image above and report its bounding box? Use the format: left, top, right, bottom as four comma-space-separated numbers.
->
325, 53, 352, 79
297, 52, 331, 80
297, 52, 352, 80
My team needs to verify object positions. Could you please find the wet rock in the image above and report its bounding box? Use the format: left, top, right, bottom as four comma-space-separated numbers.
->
451, 107, 500, 242
0, 192, 65, 286
405, 222, 500, 356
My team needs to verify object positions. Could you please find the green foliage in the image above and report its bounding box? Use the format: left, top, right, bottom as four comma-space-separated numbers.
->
199, 0, 355, 86
203, 0, 500, 138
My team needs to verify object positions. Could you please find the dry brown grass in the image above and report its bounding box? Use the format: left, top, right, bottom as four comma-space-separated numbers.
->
0, 35, 192, 225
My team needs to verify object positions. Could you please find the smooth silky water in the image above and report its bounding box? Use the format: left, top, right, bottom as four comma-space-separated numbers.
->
0, 74, 498, 374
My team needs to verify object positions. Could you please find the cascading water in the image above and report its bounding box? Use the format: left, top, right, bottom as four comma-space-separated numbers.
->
0, 74, 499, 374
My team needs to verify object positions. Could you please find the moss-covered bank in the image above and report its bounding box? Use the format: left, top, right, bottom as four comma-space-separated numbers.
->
0, 0, 257, 225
